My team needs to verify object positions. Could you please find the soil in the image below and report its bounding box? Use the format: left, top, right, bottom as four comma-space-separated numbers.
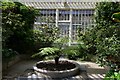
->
36, 61, 76, 71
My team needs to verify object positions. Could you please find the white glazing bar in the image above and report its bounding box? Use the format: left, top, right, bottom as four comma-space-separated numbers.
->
69, 9, 72, 46
56, 9, 59, 27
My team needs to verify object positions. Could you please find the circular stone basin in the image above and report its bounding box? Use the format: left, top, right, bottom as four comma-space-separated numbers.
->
33, 60, 80, 78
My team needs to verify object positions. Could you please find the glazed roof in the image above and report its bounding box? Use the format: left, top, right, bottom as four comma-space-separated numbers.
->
18, 0, 97, 9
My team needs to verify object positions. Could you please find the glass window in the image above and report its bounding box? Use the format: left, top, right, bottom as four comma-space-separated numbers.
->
39, 9, 56, 23
58, 23, 69, 37
59, 10, 70, 20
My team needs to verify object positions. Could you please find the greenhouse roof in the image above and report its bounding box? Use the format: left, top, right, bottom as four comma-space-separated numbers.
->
19, 0, 120, 9
19, 0, 97, 9
18, 0, 120, 2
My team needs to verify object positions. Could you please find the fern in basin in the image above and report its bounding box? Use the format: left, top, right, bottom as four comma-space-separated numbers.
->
32, 37, 68, 65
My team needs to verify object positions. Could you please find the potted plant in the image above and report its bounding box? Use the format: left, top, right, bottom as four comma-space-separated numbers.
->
33, 47, 61, 65
32, 37, 68, 64
32, 37, 80, 78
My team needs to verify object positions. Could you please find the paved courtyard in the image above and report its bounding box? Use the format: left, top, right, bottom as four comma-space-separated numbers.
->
2, 59, 109, 80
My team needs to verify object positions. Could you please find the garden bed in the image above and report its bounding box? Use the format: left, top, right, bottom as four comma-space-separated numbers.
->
33, 60, 80, 78
36, 60, 76, 71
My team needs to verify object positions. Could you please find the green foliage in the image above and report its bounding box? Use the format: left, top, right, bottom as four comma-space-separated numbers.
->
78, 28, 97, 60
63, 45, 80, 60
53, 37, 68, 49
2, 1, 59, 60
2, 48, 19, 68
94, 2, 120, 67
104, 70, 120, 80
96, 35, 120, 67
1, 1, 16, 10
25, 26, 59, 53
32, 36, 81, 64
32, 37, 67, 59
78, 2, 120, 68
112, 12, 120, 20
2, 1, 39, 54
32, 47, 60, 60
95, 2, 120, 26
111, 12, 120, 22
2, 48, 18, 62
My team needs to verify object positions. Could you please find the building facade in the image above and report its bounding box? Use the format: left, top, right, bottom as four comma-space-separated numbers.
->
21, 0, 96, 45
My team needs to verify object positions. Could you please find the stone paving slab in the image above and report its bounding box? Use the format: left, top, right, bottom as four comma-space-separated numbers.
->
2, 60, 108, 80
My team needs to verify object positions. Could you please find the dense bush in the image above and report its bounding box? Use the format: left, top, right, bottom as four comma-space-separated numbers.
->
2, 48, 18, 63
95, 2, 120, 68
2, 1, 58, 55
25, 26, 59, 53
78, 2, 120, 68
78, 28, 97, 60
2, 1, 38, 54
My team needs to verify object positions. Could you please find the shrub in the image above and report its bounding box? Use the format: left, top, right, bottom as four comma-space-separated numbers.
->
104, 70, 120, 80
78, 2, 120, 68
25, 26, 59, 54
78, 27, 97, 60
2, 1, 39, 54
2, 48, 18, 68
94, 2, 120, 68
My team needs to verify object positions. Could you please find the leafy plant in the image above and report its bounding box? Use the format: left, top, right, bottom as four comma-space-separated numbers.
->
63, 45, 79, 60
32, 37, 69, 65
78, 2, 120, 68
25, 26, 59, 53
94, 2, 120, 68
32, 47, 61, 64
2, 1, 38, 54
96, 35, 120, 67
111, 12, 120, 22
104, 70, 120, 80
78, 27, 97, 61
2, 48, 18, 68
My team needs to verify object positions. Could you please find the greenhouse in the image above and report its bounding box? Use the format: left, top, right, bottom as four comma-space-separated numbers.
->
2, 0, 120, 80
21, 1, 96, 45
